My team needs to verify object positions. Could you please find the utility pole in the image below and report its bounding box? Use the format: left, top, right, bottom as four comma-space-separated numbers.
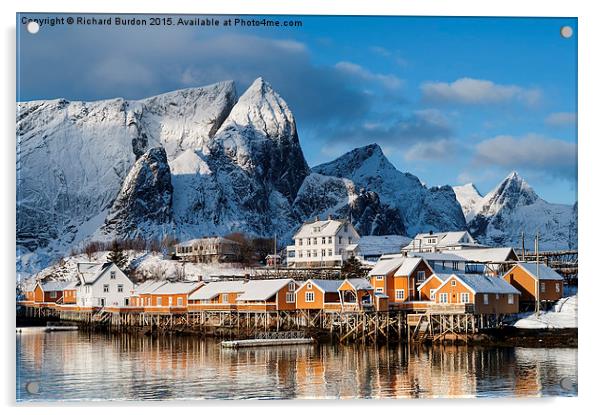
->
273, 234, 277, 271
521, 231, 525, 261
535, 231, 540, 316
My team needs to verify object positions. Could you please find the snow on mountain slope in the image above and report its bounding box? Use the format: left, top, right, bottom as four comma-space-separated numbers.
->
467, 172, 576, 250
313, 144, 467, 235
453, 183, 483, 222
292, 173, 404, 236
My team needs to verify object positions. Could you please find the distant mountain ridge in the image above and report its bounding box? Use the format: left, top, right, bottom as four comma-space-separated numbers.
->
454, 172, 577, 250
16, 79, 576, 276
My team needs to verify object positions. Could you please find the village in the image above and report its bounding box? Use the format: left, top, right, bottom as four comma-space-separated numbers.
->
17, 216, 575, 344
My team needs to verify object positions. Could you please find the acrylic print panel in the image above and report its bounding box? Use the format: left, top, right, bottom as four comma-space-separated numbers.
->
16, 13, 577, 401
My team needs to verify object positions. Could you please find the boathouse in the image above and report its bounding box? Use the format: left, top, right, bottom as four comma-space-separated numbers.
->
131, 280, 167, 307
338, 278, 374, 311
236, 279, 298, 311
502, 262, 564, 303
417, 274, 445, 301
295, 279, 345, 310
62, 280, 78, 304
432, 273, 520, 314
144, 281, 204, 310
188, 281, 247, 311
33, 281, 71, 305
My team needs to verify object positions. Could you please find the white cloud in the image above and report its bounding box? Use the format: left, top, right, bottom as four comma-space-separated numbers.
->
474, 134, 576, 178
335, 61, 403, 90
421, 77, 541, 106
545, 112, 577, 126
404, 139, 455, 161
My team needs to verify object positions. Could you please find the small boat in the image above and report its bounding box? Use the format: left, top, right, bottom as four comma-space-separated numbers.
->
44, 322, 79, 332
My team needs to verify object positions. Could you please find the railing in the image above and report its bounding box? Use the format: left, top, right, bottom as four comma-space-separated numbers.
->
427, 303, 475, 314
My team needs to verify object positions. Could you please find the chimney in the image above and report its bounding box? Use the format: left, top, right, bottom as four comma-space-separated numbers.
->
327, 214, 333, 220
429, 230, 433, 235
315, 215, 320, 222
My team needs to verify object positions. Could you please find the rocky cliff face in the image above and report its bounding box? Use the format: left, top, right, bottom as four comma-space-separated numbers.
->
313, 144, 467, 235
100, 147, 174, 238
292, 173, 404, 236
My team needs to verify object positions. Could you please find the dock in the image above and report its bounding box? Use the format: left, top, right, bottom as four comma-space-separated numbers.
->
221, 338, 314, 348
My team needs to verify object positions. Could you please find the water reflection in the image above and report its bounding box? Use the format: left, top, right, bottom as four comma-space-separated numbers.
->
16, 331, 577, 401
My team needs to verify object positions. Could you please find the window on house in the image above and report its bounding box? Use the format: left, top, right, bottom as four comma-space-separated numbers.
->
307, 282, 312, 289
328, 249, 332, 256
157, 297, 162, 306
286, 292, 295, 303
452, 262, 459, 270
451, 280, 456, 287
460, 292, 470, 303
313, 238, 317, 245
375, 287, 384, 293
103, 284, 109, 293
328, 237, 332, 244
395, 289, 405, 300
306, 251, 311, 258
305, 292, 314, 302
508, 294, 514, 305
117, 284, 123, 293
417, 271, 426, 282
299, 251, 303, 258
50, 291, 56, 299
322, 237, 326, 244
177, 297, 183, 306
110, 271, 116, 279
299, 239, 303, 246
439, 293, 448, 303
169, 297, 173, 306
483, 294, 489, 305
288, 282, 296, 291
321, 249, 326, 256
289, 251, 296, 258
307, 238, 311, 245
347, 237, 352, 244
540, 282, 546, 293
313, 250, 317, 257
376, 276, 384, 281
146, 298, 151, 306
429, 289, 436, 301
344, 225, 348, 233
338, 236, 342, 244
555, 283, 561, 293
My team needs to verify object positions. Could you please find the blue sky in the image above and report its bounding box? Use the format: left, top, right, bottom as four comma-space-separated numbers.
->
17, 14, 577, 204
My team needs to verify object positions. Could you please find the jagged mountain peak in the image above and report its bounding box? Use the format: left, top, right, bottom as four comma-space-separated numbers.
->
484, 171, 539, 211
453, 182, 483, 222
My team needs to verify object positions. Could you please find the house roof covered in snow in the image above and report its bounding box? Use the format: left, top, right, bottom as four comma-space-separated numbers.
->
132, 280, 167, 295
77, 262, 113, 284
189, 281, 246, 301
408, 252, 466, 262
357, 235, 411, 257
63, 280, 79, 290
441, 274, 520, 295
515, 262, 564, 281
403, 231, 481, 250
293, 218, 355, 239
236, 279, 294, 301
340, 278, 373, 291
152, 281, 204, 295
367, 255, 406, 276
394, 257, 428, 277
176, 237, 241, 247
301, 279, 345, 293
40, 281, 71, 291
452, 248, 518, 263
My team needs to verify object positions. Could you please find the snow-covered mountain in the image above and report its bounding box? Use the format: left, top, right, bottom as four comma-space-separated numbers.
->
466, 172, 576, 250
313, 144, 467, 235
453, 183, 483, 222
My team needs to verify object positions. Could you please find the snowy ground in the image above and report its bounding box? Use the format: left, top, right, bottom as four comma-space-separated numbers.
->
512, 295, 577, 329
18, 250, 259, 288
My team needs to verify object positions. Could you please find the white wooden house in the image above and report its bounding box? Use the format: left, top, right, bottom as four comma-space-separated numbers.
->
286, 217, 360, 267
75, 262, 134, 308
401, 231, 485, 253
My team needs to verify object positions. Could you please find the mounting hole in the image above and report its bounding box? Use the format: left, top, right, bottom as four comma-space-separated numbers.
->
26, 21, 40, 34
560, 26, 573, 39
25, 381, 40, 394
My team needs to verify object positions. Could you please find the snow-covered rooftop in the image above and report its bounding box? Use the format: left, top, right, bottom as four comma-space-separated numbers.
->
176, 237, 241, 247
445, 274, 520, 295
516, 262, 564, 281
40, 281, 72, 291
152, 281, 204, 295
293, 218, 350, 239
452, 247, 517, 263
189, 281, 246, 301
409, 252, 466, 262
357, 235, 411, 256
132, 280, 167, 295
394, 257, 425, 277
341, 278, 373, 291
367, 255, 406, 276
236, 279, 294, 301
309, 279, 345, 293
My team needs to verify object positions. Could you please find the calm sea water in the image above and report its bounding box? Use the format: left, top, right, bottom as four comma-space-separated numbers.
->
16, 330, 577, 401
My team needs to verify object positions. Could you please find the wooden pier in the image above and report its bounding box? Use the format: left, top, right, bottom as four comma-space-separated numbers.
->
17, 303, 513, 345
